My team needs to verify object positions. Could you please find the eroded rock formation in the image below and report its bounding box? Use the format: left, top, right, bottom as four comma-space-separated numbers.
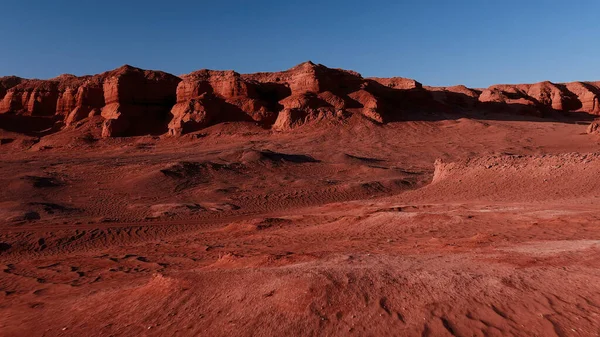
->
2, 61, 600, 137
168, 69, 278, 136
0, 66, 180, 136
100, 65, 180, 137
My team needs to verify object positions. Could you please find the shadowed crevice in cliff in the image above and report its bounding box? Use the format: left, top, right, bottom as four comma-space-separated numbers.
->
0, 114, 60, 136
102, 104, 177, 137
99, 65, 181, 137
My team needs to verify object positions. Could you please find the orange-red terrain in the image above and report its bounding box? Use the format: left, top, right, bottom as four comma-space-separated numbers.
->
1, 62, 600, 336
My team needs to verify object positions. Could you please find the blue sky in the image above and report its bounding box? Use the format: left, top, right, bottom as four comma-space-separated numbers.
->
1, 0, 599, 87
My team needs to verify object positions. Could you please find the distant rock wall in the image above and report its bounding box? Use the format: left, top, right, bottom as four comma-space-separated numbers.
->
2, 62, 600, 137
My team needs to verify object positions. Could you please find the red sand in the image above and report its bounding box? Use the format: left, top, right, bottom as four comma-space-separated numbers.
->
2, 64, 600, 336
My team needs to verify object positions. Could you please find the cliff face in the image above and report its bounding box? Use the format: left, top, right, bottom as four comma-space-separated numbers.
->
100, 65, 180, 137
0, 75, 101, 118
0, 76, 24, 105
168, 69, 279, 136
2, 62, 600, 138
0, 66, 180, 136
0, 80, 60, 117
170, 61, 435, 134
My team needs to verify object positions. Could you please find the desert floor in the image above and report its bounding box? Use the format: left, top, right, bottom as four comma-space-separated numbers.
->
1, 115, 600, 336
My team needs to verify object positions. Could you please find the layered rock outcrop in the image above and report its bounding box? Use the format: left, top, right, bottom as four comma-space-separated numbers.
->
0, 76, 23, 102
2, 62, 600, 138
0, 66, 180, 136
169, 62, 367, 134
168, 70, 279, 136
100, 66, 180, 137
588, 119, 600, 134
0, 80, 60, 116
476, 82, 584, 116
565, 82, 600, 114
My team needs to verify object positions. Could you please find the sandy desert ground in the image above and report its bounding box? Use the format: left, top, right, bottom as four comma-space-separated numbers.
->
2, 62, 600, 336
2, 112, 600, 336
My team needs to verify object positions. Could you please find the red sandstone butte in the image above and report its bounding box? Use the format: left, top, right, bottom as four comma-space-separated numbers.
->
100, 65, 180, 137
2, 61, 600, 137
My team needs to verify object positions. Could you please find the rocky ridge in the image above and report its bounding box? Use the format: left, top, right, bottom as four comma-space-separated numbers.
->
1, 61, 600, 137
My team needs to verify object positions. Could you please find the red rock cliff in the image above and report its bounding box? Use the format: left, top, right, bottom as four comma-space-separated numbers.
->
2, 62, 600, 138
100, 65, 180, 137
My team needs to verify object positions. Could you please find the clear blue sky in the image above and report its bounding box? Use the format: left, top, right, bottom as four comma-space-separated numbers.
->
1, 0, 599, 87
